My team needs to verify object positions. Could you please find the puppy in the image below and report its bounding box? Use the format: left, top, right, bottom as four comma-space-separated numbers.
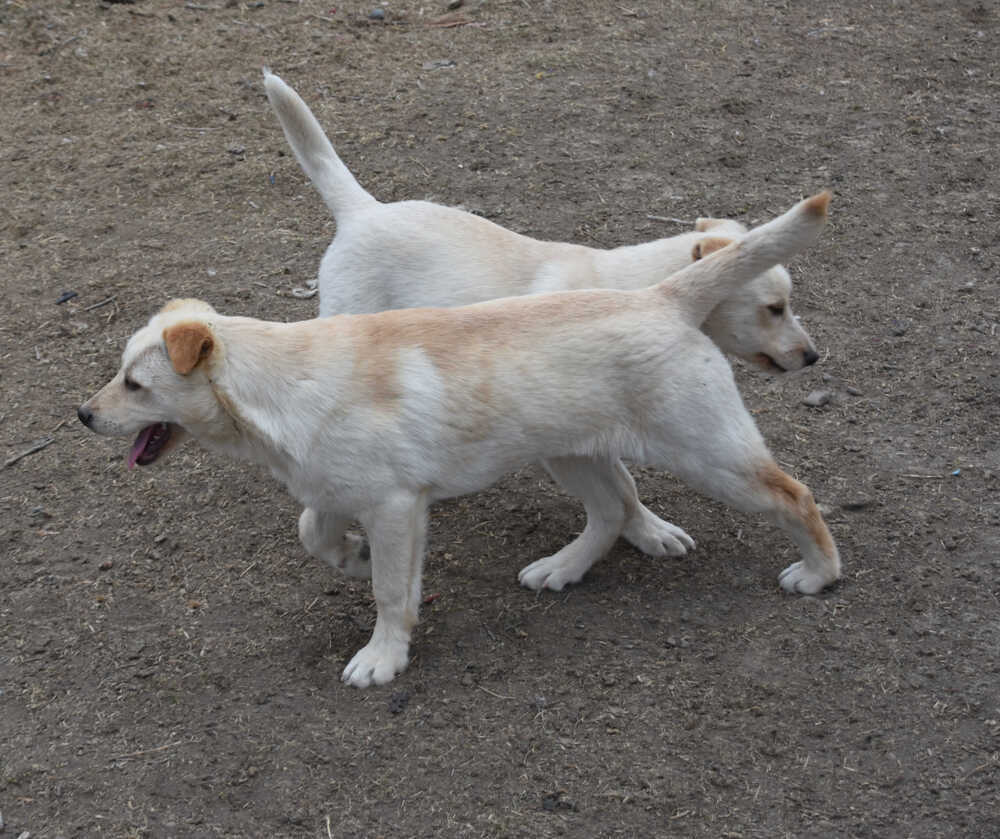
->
265, 70, 822, 590
79, 193, 840, 687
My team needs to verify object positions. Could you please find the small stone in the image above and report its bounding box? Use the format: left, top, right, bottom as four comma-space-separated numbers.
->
803, 389, 832, 407
842, 498, 874, 512
388, 689, 410, 714
99, 560, 113, 571
601, 674, 617, 687
369, 7, 385, 19
845, 386, 863, 396
890, 319, 908, 336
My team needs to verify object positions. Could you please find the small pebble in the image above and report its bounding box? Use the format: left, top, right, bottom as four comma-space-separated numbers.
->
845, 386, 863, 396
369, 7, 385, 19
842, 498, 874, 512
802, 389, 832, 407
388, 689, 410, 714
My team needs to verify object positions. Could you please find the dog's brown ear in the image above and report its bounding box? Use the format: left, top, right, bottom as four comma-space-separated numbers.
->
163, 322, 215, 375
692, 236, 733, 261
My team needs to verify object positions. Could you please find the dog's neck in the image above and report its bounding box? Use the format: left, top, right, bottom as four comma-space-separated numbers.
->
202, 317, 347, 472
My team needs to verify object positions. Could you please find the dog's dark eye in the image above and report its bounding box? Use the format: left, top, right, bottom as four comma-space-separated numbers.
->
124, 377, 142, 392
767, 304, 786, 316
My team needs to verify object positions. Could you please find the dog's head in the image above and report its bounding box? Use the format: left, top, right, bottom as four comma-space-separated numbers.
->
78, 299, 227, 467
693, 217, 819, 373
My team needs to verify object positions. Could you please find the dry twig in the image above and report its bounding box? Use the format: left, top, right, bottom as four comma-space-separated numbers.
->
4, 437, 55, 469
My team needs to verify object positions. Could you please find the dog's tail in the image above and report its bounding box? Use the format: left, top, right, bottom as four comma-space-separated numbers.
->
263, 69, 378, 221
659, 192, 830, 325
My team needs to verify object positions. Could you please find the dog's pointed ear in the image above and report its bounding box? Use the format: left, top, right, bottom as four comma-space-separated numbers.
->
692, 236, 734, 261
163, 322, 215, 375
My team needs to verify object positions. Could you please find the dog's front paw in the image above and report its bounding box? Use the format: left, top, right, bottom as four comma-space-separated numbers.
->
298, 509, 372, 579
518, 554, 587, 592
622, 510, 696, 558
778, 561, 839, 595
342, 638, 409, 688
338, 533, 373, 578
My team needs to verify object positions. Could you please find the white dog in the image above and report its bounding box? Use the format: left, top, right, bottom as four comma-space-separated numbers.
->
79, 192, 840, 687
264, 71, 822, 590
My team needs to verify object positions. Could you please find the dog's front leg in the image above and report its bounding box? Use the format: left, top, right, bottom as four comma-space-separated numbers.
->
342, 490, 428, 688
298, 507, 371, 579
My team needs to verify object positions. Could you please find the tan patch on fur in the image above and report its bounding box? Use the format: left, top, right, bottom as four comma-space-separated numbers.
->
692, 236, 734, 261
164, 322, 215, 375
803, 191, 831, 218
759, 462, 836, 558
341, 291, 638, 407
694, 218, 726, 232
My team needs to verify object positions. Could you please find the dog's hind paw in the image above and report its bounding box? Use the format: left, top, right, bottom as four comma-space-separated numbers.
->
342, 638, 409, 688
622, 510, 695, 558
778, 561, 839, 595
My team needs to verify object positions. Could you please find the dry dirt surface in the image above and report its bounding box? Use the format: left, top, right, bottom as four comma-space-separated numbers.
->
2, 0, 999, 836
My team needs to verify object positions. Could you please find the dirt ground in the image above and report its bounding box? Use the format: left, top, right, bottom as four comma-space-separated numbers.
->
2, 0, 999, 836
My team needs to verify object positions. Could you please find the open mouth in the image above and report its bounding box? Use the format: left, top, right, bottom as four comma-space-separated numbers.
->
128, 423, 174, 468
751, 353, 788, 373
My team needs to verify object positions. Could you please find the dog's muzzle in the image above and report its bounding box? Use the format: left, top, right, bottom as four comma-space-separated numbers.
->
78, 405, 94, 428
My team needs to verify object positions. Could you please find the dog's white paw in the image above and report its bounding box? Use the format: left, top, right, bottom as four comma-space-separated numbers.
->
316, 533, 372, 579
518, 553, 589, 592
778, 561, 838, 595
342, 638, 409, 688
298, 510, 372, 579
337, 533, 373, 578
623, 511, 695, 558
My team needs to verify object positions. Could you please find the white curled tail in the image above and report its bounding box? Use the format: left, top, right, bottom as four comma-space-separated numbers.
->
263, 69, 378, 221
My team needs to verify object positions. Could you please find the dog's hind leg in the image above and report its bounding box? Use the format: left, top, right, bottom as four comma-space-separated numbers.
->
342, 490, 428, 688
611, 459, 696, 558
298, 507, 371, 579
519, 456, 631, 591
757, 462, 842, 594
658, 452, 841, 595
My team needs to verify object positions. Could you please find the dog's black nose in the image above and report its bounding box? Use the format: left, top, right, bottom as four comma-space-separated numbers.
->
803, 349, 819, 366
77, 405, 93, 428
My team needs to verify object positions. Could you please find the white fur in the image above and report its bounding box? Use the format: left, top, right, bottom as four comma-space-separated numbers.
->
265, 70, 821, 589
80, 194, 842, 687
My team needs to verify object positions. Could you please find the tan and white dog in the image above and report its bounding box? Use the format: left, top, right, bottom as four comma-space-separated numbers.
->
264, 71, 822, 590
79, 193, 840, 687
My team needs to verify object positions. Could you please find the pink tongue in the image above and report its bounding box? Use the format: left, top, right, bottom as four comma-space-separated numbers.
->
128, 425, 157, 469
